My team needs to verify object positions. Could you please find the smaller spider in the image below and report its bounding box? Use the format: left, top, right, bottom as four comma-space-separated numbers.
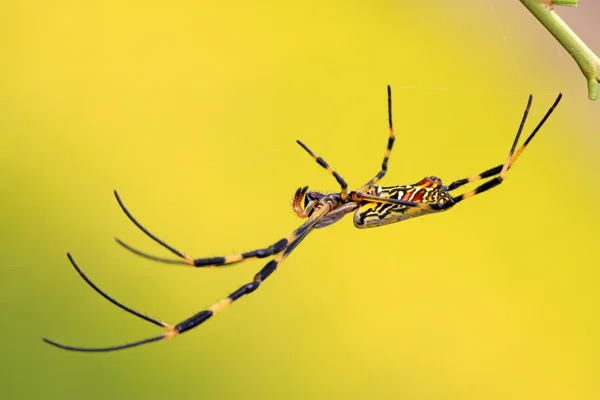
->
43, 87, 562, 352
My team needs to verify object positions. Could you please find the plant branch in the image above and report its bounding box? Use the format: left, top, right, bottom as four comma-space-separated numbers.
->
520, 0, 600, 100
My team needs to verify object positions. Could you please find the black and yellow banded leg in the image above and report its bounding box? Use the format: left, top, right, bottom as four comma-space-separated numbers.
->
115, 190, 288, 267
448, 95, 532, 202
360, 85, 396, 191
42, 253, 177, 352
173, 205, 328, 340
447, 93, 562, 192
175, 225, 314, 337
42, 204, 331, 352
449, 97, 532, 204
451, 93, 562, 204
296, 140, 349, 200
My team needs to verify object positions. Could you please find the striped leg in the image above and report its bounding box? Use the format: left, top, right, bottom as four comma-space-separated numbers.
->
43, 204, 331, 352
446, 93, 562, 192
115, 190, 287, 267
296, 140, 349, 200
42, 253, 177, 352
359, 85, 395, 191
450, 93, 562, 204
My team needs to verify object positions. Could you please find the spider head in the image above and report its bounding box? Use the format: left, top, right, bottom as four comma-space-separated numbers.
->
304, 190, 325, 208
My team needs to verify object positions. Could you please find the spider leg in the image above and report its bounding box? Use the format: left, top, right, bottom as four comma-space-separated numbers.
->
359, 85, 395, 191
115, 190, 288, 267
296, 140, 348, 200
115, 238, 188, 265
43, 204, 332, 352
450, 93, 562, 204
42, 253, 176, 352
446, 93, 562, 192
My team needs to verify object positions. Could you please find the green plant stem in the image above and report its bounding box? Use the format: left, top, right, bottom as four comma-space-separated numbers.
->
551, 0, 577, 6
520, 0, 600, 100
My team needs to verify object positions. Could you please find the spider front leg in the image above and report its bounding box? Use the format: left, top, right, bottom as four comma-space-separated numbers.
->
114, 190, 288, 267
43, 203, 332, 352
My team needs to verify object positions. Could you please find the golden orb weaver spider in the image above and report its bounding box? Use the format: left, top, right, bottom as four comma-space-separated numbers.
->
43, 86, 562, 352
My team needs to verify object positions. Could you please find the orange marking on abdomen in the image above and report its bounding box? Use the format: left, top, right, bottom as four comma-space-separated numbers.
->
412, 189, 426, 202
401, 189, 414, 201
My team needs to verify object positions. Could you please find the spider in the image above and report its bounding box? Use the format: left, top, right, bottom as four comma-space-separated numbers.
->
43, 87, 562, 352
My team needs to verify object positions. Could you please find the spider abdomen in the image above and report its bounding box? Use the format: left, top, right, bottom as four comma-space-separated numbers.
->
353, 179, 453, 228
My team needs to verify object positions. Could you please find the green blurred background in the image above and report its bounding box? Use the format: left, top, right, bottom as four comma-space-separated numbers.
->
1, 1, 599, 399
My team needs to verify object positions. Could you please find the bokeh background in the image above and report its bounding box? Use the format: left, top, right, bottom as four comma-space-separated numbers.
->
1, 1, 599, 399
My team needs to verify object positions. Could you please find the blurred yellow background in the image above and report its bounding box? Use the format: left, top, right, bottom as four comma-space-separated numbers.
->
1, 1, 599, 399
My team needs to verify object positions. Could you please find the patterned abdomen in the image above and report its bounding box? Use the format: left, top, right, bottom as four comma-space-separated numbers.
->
353, 177, 453, 228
